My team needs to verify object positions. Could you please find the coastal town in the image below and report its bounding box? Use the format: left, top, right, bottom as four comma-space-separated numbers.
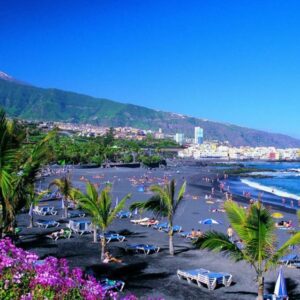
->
39, 121, 300, 161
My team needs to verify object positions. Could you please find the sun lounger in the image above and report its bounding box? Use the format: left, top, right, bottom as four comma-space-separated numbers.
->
279, 254, 300, 268
100, 278, 125, 292
47, 228, 72, 240
33, 206, 58, 216
116, 211, 132, 219
263, 295, 288, 300
180, 231, 198, 240
98, 233, 126, 243
162, 225, 182, 233
177, 268, 232, 290
67, 211, 86, 218
130, 217, 149, 224
153, 222, 168, 230
139, 219, 159, 227
126, 244, 160, 255
35, 220, 60, 228
180, 231, 192, 238
66, 220, 92, 235
276, 226, 294, 231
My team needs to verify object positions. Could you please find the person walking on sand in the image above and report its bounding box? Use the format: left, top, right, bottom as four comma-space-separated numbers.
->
227, 225, 234, 242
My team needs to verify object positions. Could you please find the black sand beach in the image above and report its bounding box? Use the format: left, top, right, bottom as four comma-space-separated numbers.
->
16, 165, 300, 299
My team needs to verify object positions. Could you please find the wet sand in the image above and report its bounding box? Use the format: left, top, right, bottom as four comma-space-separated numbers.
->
16, 165, 300, 299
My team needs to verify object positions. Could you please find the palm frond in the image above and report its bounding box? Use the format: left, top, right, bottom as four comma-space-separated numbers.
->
150, 185, 172, 213
195, 231, 245, 262
267, 231, 300, 269
174, 181, 186, 212
108, 193, 131, 224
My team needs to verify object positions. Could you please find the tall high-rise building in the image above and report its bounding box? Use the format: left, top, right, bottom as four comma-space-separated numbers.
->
174, 133, 185, 145
194, 127, 204, 144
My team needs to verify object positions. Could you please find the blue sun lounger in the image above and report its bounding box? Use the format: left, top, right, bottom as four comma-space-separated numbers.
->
98, 233, 126, 243
67, 211, 85, 218
177, 268, 232, 290
116, 211, 132, 219
279, 254, 300, 268
126, 244, 160, 255
153, 222, 168, 230
35, 220, 60, 228
180, 231, 198, 240
163, 225, 182, 233
100, 278, 125, 292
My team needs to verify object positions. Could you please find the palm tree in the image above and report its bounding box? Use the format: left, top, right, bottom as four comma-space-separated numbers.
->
130, 179, 186, 255
76, 182, 131, 260
195, 200, 300, 300
26, 188, 48, 228
0, 110, 22, 235
50, 176, 73, 218
0, 109, 55, 235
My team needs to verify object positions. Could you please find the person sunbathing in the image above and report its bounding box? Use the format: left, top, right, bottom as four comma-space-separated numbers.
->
48, 229, 65, 239
103, 252, 122, 264
276, 220, 292, 228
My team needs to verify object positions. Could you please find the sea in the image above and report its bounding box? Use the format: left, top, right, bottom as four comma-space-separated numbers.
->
223, 162, 300, 209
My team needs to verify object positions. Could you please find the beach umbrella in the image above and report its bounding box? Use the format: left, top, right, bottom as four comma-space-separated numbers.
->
199, 218, 220, 225
272, 212, 284, 219
274, 267, 288, 298
199, 218, 221, 230
134, 208, 138, 215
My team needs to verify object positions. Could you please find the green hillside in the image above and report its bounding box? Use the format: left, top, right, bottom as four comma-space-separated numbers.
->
0, 78, 299, 148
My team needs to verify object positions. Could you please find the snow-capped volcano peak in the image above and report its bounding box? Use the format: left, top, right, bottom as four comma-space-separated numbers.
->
0, 71, 14, 81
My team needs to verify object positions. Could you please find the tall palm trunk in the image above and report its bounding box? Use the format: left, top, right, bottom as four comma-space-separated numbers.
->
63, 196, 68, 218
28, 214, 33, 228
93, 225, 97, 243
64, 205, 68, 218
257, 275, 264, 300
168, 219, 174, 255
100, 237, 106, 261
3, 197, 15, 232
169, 231, 174, 255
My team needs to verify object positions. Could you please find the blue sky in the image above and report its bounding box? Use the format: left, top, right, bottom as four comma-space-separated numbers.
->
1, 0, 300, 138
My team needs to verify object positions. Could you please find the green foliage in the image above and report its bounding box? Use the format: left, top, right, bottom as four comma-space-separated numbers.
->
0, 109, 56, 233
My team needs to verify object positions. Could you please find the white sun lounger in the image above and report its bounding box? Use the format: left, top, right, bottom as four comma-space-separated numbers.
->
35, 220, 60, 228
130, 217, 149, 224
177, 268, 232, 290
139, 220, 159, 227
33, 206, 58, 216
67, 220, 93, 235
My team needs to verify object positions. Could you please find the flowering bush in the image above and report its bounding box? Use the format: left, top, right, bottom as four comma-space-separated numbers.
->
0, 238, 136, 300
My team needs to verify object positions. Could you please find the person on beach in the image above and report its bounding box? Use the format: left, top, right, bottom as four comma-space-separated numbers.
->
196, 229, 203, 237
227, 225, 234, 241
103, 252, 122, 264
190, 228, 197, 238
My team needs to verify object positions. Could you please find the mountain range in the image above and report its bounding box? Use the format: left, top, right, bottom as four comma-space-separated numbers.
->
0, 71, 299, 148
